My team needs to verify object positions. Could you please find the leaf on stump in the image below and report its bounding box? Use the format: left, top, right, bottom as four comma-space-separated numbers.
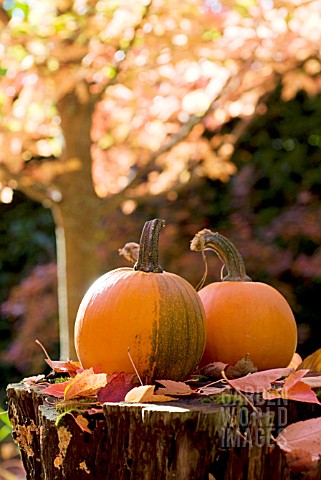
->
284, 448, 314, 474
276, 417, 321, 472
125, 385, 177, 403
73, 414, 92, 434
97, 372, 138, 403
226, 368, 292, 393
200, 355, 258, 379
263, 370, 321, 405
225, 354, 258, 378
41, 380, 71, 398
45, 359, 82, 377
155, 380, 194, 396
64, 368, 107, 400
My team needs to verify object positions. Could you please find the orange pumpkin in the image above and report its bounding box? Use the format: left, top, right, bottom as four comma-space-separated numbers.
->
74, 219, 206, 381
191, 229, 298, 371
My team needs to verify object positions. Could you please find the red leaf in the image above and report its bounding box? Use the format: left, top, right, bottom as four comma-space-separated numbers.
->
263, 370, 321, 405
97, 372, 137, 403
41, 381, 71, 398
276, 417, 321, 462
282, 370, 321, 404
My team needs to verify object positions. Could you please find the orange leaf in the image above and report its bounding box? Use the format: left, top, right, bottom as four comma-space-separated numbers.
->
297, 348, 321, 372
64, 368, 107, 400
73, 414, 92, 434
287, 352, 303, 369
124, 385, 176, 403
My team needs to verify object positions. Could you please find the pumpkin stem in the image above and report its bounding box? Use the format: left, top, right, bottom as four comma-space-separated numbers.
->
191, 229, 252, 284
134, 218, 165, 273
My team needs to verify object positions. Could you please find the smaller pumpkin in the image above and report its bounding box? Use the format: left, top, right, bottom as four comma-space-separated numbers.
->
74, 219, 206, 381
190, 229, 298, 371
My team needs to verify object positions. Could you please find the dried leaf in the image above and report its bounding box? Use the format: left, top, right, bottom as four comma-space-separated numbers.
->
45, 359, 82, 377
281, 370, 320, 404
284, 448, 314, 474
125, 385, 176, 403
41, 380, 71, 398
287, 352, 303, 369
36, 339, 81, 376
297, 348, 321, 372
226, 368, 292, 393
198, 386, 227, 395
64, 368, 107, 400
263, 370, 321, 405
276, 417, 321, 461
301, 375, 321, 388
225, 354, 258, 378
155, 380, 194, 396
97, 372, 137, 403
200, 361, 228, 378
22, 374, 46, 385
73, 414, 92, 434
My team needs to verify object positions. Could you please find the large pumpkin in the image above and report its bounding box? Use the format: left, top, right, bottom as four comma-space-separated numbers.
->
191, 229, 297, 371
74, 219, 206, 381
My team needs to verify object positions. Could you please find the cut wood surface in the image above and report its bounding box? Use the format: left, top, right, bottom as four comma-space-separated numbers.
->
8, 381, 316, 480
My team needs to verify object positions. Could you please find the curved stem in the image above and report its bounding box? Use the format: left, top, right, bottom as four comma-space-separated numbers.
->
134, 219, 165, 273
191, 229, 252, 283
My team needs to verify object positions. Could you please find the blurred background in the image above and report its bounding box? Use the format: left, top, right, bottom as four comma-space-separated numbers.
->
1, 0, 321, 476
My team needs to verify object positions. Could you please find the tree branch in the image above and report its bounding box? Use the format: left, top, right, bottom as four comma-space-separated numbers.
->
0, 163, 55, 206
0, 5, 10, 25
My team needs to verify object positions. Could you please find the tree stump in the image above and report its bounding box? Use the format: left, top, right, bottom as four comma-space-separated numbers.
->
6, 382, 321, 480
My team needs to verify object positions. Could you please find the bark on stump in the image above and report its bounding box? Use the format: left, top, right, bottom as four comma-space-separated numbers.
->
6, 382, 319, 480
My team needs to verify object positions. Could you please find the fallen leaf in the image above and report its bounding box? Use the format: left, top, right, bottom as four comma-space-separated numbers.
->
287, 352, 303, 369
225, 354, 258, 378
297, 348, 321, 372
284, 448, 314, 473
200, 361, 228, 378
64, 368, 107, 400
45, 359, 82, 377
22, 374, 46, 385
226, 368, 292, 393
263, 370, 321, 405
301, 375, 321, 388
41, 380, 71, 398
73, 414, 92, 434
276, 417, 321, 461
97, 372, 137, 403
125, 385, 176, 403
155, 380, 194, 396
36, 339, 81, 377
198, 386, 227, 395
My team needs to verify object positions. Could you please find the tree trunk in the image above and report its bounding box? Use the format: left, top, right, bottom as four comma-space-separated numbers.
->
7, 382, 305, 480
53, 92, 106, 360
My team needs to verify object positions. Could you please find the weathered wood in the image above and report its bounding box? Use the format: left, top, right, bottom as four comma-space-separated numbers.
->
7, 382, 319, 480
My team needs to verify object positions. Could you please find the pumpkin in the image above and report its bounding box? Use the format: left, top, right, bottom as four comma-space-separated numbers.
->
74, 219, 206, 381
190, 229, 298, 371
